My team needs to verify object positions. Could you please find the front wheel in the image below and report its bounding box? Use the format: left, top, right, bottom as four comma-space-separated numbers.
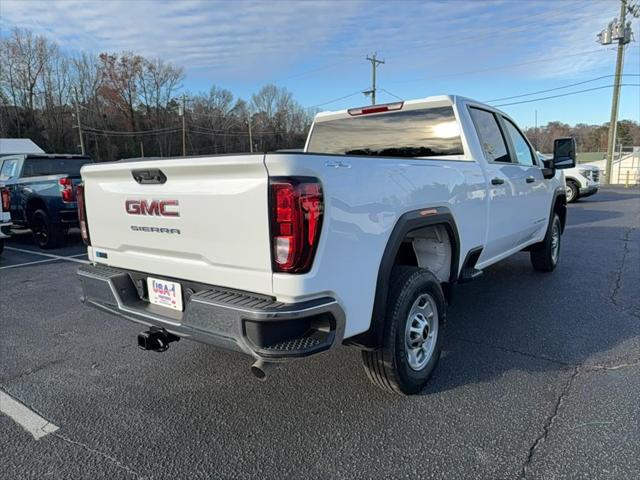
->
361, 266, 445, 395
530, 213, 562, 272
565, 180, 578, 203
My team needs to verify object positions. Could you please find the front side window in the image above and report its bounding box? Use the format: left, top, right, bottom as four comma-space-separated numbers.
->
503, 118, 535, 166
468, 107, 510, 163
307, 106, 464, 158
0, 159, 18, 180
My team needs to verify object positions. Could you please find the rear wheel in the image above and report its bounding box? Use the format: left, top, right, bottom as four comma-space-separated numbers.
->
31, 209, 63, 249
565, 180, 578, 203
530, 213, 562, 272
361, 266, 445, 395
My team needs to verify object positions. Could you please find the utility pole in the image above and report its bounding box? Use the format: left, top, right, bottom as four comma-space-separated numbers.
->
248, 114, 253, 153
73, 90, 85, 155
598, 0, 637, 184
534, 109, 538, 151
179, 95, 187, 157
364, 53, 385, 105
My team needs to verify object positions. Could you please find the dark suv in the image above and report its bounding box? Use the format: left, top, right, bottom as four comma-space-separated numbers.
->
0, 154, 93, 249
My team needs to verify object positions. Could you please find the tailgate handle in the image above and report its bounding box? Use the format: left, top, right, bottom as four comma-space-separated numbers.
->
132, 169, 167, 185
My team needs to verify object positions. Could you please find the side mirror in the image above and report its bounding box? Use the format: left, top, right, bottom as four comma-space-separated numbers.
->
552, 137, 576, 169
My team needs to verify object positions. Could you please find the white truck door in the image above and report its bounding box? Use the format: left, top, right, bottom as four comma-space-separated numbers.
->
468, 106, 527, 262
500, 117, 551, 244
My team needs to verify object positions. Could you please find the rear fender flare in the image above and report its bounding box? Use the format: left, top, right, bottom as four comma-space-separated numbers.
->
349, 207, 460, 349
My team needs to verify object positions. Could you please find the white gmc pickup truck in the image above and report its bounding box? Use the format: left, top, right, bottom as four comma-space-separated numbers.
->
77, 95, 575, 394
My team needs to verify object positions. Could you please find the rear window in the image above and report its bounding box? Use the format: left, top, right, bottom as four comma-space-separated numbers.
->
307, 107, 464, 158
21, 157, 92, 177
0, 159, 19, 180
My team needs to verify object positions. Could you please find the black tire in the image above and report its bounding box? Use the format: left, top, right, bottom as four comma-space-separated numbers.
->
530, 213, 562, 272
565, 180, 579, 203
0, 239, 4, 255
361, 266, 446, 395
30, 209, 64, 249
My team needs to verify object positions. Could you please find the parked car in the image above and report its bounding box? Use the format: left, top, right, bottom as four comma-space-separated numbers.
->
563, 164, 600, 202
0, 184, 11, 255
0, 154, 93, 249
77, 95, 575, 394
537, 152, 599, 202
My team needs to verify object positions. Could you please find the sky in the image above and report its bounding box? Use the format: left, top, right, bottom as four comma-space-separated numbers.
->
1, 0, 639, 128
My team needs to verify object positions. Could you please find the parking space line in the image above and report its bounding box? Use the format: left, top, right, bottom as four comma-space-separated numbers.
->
4, 246, 89, 264
0, 390, 59, 440
0, 258, 60, 270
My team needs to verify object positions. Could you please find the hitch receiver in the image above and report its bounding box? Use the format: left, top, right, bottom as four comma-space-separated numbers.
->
137, 328, 180, 352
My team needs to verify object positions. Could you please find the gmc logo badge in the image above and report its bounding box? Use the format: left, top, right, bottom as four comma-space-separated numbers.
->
125, 199, 179, 217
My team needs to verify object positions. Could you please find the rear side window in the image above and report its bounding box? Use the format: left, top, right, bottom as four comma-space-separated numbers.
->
0, 159, 18, 180
21, 157, 92, 177
503, 118, 535, 166
469, 107, 510, 163
307, 107, 464, 158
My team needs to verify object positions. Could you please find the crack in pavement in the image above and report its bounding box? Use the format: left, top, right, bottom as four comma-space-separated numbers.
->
518, 358, 639, 478
609, 227, 639, 320
3, 359, 65, 383
451, 336, 573, 366
52, 432, 143, 479
1, 384, 142, 478
519, 366, 581, 479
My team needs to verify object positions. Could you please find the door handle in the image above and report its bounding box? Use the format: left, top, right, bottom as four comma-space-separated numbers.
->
525, 176, 535, 183
491, 177, 504, 185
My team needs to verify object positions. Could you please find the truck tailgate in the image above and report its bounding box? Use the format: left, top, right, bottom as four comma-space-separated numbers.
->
80, 155, 272, 295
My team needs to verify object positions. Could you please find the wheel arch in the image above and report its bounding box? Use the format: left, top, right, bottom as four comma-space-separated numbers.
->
346, 207, 461, 349
25, 197, 47, 224
551, 189, 567, 232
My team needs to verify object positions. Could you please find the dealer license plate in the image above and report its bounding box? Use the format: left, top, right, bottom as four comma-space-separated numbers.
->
147, 277, 183, 311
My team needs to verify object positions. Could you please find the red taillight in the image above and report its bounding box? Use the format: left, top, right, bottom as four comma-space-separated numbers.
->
270, 177, 323, 273
348, 101, 404, 116
59, 177, 75, 202
76, 183, 90, 245
1, 188, 10, 212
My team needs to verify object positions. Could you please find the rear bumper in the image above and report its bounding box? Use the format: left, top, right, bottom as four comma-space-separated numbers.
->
0, 222, 11, 239
59, 208, 79, 225
77, 264, 345, 360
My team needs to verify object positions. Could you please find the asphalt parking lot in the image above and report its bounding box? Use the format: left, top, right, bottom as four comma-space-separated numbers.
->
1, 187, 638, 480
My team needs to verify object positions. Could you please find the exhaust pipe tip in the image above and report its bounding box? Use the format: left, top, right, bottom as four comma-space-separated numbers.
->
251, 359, 273, 381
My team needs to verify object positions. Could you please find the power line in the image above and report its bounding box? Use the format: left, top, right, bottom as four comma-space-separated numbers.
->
187, 123, 298, 136
306, 89, 368, 109
83, 126, 182, 136
492, 83, 640, 107
387, 48, 617, 85
379, 88, 404, 101
485, 74, 640, 103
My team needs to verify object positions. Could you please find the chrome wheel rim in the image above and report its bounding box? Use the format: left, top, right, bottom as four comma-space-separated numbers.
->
550, 221, 560, 265
565, 184, 574, 202
405, 293, 438, 371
